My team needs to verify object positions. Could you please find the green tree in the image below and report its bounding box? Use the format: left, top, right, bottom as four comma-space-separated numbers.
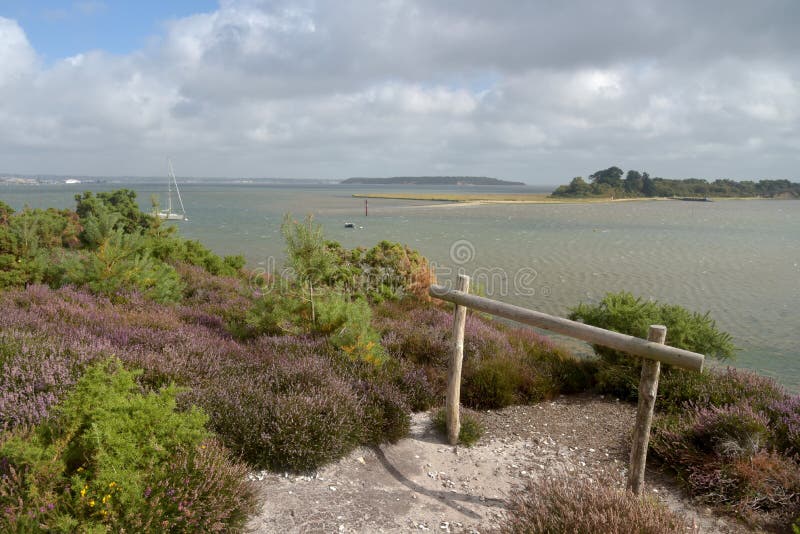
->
641, 172, 656, 196
589, 166, 624, 188
75, 189, 154, 236
623, 170, 644, 195
281, 213, 336, 289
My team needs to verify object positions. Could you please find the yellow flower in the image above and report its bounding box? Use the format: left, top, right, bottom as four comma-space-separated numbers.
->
80, 486, 88, 497
89, 500, 96, 507
108, 482, 117, 489
102, 494, 111, 504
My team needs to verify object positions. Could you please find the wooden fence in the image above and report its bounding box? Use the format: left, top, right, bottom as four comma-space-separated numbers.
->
429, 275, 705, 495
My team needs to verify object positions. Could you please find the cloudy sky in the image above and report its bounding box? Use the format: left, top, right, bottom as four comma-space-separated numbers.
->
1, 0, 798, 184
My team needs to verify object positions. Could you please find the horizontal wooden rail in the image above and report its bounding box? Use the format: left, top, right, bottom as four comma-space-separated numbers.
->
428, 285, 704, 372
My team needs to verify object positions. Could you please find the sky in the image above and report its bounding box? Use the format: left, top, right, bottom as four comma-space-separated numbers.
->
0, 0, 798, 184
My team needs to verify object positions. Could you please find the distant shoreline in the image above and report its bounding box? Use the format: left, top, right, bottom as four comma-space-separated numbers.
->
351, 193, 774, 204
341, 176, 525, 186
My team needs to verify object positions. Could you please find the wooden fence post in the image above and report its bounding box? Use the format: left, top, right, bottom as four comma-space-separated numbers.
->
446, 274, 470, 445
627, 325, 667, 495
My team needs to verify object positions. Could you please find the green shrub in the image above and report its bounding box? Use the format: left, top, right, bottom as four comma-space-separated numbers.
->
324, 294, 386, 365
432, 408, 484, 447
329, 239, 435, 302
281, 213, 336, 289
61, 228, 184, 303
462, 357, 521, 409
75, 189, 154, 236
247, 289, 386, 364
570, 291, 735, 361
0, 358, 254, 532
570, 291, 736, 402
497, 476, 690, 534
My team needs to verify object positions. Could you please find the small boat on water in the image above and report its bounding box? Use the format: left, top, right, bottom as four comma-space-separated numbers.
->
344, 222, 355, 228
157, 159, 188, 221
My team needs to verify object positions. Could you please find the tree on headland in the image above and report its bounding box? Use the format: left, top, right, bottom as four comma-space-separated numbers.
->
589, 166, 624, 188
623, 170, 644, 195
551, 166, 800, 199
551, 176, 592, 197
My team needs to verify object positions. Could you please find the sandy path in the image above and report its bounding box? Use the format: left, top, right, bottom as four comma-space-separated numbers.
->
246, 394, 749, 533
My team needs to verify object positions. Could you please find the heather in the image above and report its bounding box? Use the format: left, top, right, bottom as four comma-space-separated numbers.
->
650, 386, 800, 529
497, 476, 691, 534
375, 300, 594, 409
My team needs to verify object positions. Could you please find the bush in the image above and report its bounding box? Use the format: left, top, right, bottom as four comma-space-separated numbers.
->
570, 291, 735, 360
657, 367, 787, 415
497, 476, 690, 534
766, 394, 800, 456
247, 289, 387, 364
0, 359, 255, 532
124, 439, 256, 532
329, 239, 435, 302
193, 356, 365, 472
569, 291, 736, 402
357, 380, 411, 444
651, 402, 800, 527
377, 302, 593, 407
432, 407, 484, 447
513, 329, 596, 398
321, 294, 386, 365
462, 357, 521, 409
390, 360, 438, 411
61, 228, 184, 303
691, 404, 770, 458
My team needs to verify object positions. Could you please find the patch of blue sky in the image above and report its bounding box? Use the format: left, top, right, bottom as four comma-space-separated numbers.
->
1, 0, 219, 62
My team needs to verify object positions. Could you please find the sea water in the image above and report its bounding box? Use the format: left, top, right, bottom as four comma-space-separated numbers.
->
3, 182, 798, 390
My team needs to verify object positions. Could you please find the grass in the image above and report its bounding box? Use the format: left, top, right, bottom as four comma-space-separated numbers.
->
431, 407, 484, 446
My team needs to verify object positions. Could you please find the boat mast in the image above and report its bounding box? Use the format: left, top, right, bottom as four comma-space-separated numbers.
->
166, 159, 174, 214
168, 158, 187, 216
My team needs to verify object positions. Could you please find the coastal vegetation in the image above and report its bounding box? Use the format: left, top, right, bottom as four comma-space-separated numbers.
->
341, 176, 524, 186
1, 190, 798, 531
551, 166, 800, 199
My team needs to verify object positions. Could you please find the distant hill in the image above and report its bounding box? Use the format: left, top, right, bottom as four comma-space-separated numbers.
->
341, 176, 525, 186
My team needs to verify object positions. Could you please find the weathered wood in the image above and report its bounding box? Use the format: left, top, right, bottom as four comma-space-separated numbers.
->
446, 275, 470, 445
627, 325, 666, 495
428, 285, 704, 371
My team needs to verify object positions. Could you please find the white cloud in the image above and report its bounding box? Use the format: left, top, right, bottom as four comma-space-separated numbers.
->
0, 17, 37, 86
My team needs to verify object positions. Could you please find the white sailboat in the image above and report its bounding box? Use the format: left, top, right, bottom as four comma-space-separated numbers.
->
157, 159, 188, 221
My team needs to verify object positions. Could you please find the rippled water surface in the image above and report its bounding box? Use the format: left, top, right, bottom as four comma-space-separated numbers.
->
4, 183, 799, 390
